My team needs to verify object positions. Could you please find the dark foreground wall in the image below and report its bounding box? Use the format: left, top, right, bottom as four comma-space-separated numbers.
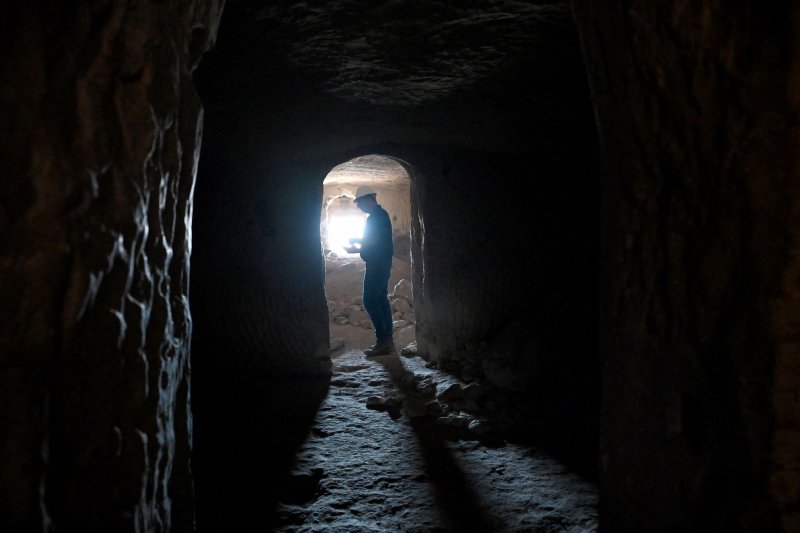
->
0, 3, 222, 530
573, 2, 800, 530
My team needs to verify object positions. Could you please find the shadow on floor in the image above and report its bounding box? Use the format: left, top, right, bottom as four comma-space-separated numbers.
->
483, 357, 599, 483
505, 392, 600, 483
191, 368, 330, 531
376, 355, 498, 532
376, 349, 599, 485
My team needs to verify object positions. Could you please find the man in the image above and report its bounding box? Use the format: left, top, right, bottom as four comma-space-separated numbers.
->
344, 185, 395, 356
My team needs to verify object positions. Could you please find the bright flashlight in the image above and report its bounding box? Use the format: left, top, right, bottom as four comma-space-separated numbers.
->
328, 215, 366, 251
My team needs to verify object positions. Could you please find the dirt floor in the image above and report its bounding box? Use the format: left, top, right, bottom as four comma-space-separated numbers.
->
271, 349, 598, 532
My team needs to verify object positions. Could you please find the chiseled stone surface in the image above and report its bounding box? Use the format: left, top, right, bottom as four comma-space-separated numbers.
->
250, 0, 574, 107
573, 1, 800, 530
0, 2, 222, 530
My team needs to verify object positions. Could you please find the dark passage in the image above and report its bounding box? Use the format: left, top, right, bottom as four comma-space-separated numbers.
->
190, 2, 602, 528
2, 1, 799, 532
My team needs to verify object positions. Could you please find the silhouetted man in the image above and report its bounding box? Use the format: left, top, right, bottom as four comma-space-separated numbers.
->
344, 185, 394, 356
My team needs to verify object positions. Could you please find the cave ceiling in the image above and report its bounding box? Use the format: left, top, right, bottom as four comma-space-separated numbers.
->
222, 0, 577, 107
324, 155, 409, 186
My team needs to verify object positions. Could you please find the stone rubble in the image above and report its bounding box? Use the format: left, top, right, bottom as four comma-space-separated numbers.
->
329, 289, 413, 330
329, 337, 345, 352
400, 340, 418, 356
273, 349, 598, 532
326, 255, 416, 353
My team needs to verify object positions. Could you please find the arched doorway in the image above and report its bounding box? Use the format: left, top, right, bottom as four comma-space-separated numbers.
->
320, 155, 415, 354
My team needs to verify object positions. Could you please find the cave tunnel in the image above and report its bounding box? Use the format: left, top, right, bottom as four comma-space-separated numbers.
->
1, 1, 799, 532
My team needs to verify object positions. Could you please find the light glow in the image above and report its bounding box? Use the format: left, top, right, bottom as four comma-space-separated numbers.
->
327, 215, 366, 252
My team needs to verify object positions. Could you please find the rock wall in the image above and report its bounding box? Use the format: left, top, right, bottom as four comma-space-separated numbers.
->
408, 146, 600, 470
191, 153, 333, 377
573, 1, 800, 530
0, 2, 222, 531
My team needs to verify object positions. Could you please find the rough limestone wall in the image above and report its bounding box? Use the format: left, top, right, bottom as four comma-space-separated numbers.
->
379, 183, 413, 240
573, 1, 800, 530
0, 2, 222, 531
409, 146, 599, 455
378, 182, 413, 259
191, 153, 333, 377
411, 150, 543, 365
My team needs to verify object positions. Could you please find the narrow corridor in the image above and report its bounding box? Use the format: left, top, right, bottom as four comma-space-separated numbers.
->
272, 349, 598, 532
5, 3, 799, 530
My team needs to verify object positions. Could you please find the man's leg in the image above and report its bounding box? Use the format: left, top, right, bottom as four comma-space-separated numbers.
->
376, 282, 393, 341
362, 269, 380, 342
362, 265, 393, 354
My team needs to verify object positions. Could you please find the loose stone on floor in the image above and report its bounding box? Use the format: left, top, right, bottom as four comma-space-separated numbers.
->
273, 349, 598, 532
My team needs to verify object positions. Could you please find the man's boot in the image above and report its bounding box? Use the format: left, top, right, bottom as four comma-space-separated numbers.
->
364, 338, 395, 357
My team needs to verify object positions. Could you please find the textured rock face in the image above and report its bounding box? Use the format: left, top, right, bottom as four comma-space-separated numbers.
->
0, 2, 222, 530
252, 0, 577, 108
573, 1, 800, 530
7, 0, 796, 530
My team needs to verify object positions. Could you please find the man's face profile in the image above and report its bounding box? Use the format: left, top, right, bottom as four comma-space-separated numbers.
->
355, 195, 375, 213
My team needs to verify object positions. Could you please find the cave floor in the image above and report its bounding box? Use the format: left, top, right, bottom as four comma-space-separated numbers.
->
271, 349, 598, 532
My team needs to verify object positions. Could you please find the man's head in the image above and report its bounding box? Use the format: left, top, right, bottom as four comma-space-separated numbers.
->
353, 185, 378, 213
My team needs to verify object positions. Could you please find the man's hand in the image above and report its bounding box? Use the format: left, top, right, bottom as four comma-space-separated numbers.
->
344, 236, 362, 254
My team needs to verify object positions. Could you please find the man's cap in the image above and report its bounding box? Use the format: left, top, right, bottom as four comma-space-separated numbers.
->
354, 185, 377, 202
